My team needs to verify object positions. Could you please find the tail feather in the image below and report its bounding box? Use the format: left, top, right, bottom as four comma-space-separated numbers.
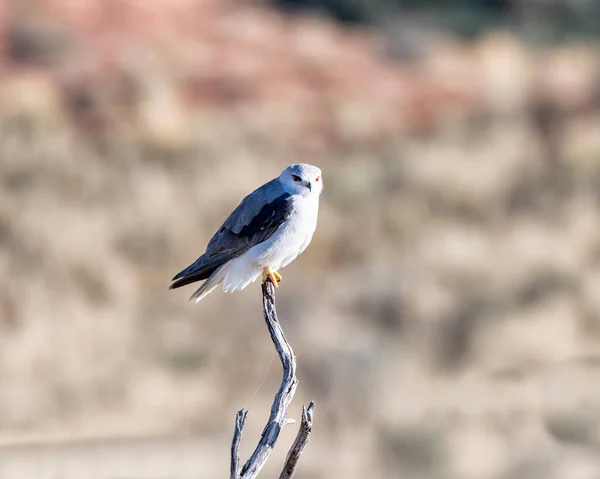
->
189, 265, 226, 302
169, 265, 218, 290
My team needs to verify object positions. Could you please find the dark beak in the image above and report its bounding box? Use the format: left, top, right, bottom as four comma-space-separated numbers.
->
306, 182, 312, 192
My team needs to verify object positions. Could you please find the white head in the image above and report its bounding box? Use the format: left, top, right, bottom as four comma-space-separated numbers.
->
279, 164, 323, 197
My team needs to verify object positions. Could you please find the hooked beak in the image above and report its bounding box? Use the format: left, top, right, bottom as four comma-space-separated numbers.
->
306, 181, 312, 192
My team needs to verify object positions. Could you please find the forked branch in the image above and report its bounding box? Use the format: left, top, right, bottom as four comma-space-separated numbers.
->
229, 279, 315, 479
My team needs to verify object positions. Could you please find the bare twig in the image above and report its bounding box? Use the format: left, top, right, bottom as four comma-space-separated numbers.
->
228, 278, 315, 479
230, 409, 248, 479
279, 401, 315, 479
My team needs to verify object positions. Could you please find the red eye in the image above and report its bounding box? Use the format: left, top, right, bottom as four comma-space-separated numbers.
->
292, 174, 301, 182
315, 177, 320, 182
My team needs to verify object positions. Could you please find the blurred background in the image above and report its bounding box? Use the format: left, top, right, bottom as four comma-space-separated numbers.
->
1, 0, 600, 478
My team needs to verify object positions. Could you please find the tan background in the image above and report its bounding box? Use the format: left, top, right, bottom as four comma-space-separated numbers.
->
1, 1, 600, 478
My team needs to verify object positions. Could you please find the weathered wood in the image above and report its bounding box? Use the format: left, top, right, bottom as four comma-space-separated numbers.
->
230, 409, 248, 479
228, 278, 315, 479
279, 401, 315, 479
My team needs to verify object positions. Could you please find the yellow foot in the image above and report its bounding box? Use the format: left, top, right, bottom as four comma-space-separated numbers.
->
262, 267, 282, 288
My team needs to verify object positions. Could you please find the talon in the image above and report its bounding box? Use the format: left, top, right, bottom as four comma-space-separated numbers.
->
262, 267, 280, 288
262, 266, 281, 288
270, 272, 279, 288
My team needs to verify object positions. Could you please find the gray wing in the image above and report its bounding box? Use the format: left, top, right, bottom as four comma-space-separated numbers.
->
170, 178, 295, 289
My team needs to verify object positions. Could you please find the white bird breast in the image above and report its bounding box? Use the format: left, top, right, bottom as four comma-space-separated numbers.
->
221, 194, 319, 293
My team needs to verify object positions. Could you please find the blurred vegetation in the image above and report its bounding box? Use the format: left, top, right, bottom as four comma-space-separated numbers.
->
1, 1, 600, 478
274, 0, 600, 40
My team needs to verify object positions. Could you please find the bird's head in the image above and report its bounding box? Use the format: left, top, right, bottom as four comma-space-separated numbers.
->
279, 164, 323, 197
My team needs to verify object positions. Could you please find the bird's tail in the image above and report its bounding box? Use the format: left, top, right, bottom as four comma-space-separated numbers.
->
189, 265, 226, 303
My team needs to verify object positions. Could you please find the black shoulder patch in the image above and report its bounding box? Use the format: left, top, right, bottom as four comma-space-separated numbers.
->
237, 193, 294, 245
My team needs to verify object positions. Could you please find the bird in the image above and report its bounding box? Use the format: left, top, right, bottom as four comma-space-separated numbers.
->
170, 164, 322, 302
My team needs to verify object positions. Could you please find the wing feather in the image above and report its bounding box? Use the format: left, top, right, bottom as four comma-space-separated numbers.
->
170, 179, 295, 289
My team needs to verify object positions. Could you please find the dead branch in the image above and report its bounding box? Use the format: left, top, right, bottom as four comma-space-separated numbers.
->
230, 409, 248, 479
279, 401, 315, 479
229, 278, 315, 479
